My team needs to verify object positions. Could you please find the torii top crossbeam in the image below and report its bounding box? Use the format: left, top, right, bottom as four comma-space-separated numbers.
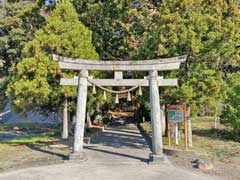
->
53, 54, 187, 71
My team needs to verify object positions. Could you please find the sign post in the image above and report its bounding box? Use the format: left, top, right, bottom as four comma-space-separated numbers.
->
166, 111, 171, 146
167, 104, 188, 151
183, 103, 188, 151
175, 123, 179, 145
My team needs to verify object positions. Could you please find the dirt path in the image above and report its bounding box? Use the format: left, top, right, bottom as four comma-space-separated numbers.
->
0, 121, 220, 180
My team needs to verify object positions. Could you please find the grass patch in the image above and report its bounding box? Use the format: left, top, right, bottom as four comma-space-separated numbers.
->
0, 144, 12, 153
0, 144, 14, 159
0, 123, 58, 131
0, 123, 60, 145
1, 131, 58, 145
140, 117, 240, 160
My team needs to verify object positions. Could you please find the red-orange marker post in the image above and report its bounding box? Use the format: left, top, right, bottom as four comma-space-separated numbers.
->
167, 112, 171, 146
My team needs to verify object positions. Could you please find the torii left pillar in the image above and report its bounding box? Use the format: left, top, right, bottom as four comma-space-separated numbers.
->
69, 70, 88, 161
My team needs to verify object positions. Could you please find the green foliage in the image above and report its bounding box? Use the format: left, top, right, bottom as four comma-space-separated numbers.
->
71, 0, 164, 112
7, 0, 98, 113
2, 0, 240, 137
0, 1, 45, 76
221, 73, 240, 136
70, 1, 240, 118
72, 0, 160, 60
0, 77, 9, 110
137, 0, 240, 116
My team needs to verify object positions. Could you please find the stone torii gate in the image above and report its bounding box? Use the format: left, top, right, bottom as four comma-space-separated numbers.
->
53, 54, 187, 163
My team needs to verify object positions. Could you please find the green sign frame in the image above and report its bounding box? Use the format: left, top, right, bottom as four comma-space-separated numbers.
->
167, 110, 184, 123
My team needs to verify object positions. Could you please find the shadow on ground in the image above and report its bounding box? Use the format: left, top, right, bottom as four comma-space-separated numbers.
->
85, 146, 148, 163
26, 144, 68, 160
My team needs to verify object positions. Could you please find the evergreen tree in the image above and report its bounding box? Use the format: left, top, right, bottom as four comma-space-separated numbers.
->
7, 0, 98, 138
0, 1, 45, 76
0, 0, 45, 110
72, 0, 162, 60
221, 73, 240, 137
70, 0, 240, 120
137, 0, 240, 116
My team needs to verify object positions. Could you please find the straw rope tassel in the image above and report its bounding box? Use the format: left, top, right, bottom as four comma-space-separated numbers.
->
127, 91, 131, 101
103, 91, 107, 100
115, 94, 119, 104
138, 86, 143, 96
92, 85, 96, 94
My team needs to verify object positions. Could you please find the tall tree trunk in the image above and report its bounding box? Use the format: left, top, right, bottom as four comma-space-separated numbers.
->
62, 96, 68, 139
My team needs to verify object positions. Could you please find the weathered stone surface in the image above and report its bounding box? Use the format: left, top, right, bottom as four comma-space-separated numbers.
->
54, 54, 187, 71
149, 153, 169, 164
69, 152, 87, 162
60, 78, 178, 87
192, 159, 214, 170
73, 70, 88, 154
149, 70, 163, 157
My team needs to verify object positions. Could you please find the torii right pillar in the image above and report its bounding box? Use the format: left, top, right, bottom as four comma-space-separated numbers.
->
149, 70, 168, 163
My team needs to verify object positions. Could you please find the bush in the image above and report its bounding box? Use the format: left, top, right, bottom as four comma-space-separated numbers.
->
221, 73, 240, 137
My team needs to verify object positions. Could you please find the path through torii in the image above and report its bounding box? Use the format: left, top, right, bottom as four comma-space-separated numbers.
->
53, 54, 187, 163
